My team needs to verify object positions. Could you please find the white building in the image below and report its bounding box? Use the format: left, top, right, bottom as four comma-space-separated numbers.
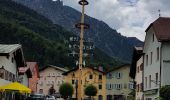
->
37, 65, 68, 95
0, 44, 26, 86
143, 17, 170, 100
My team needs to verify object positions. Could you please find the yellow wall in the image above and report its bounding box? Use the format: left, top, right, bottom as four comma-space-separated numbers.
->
64, 67, 106, 100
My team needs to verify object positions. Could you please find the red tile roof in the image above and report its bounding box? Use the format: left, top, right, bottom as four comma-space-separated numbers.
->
146, 17, 170, 42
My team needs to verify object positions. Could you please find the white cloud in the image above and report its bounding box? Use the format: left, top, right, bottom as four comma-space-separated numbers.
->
62, 0, 170, 41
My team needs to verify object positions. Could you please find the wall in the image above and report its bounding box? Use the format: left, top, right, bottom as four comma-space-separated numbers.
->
0, 52, 17, 86
37, 67, 66, 95
64, 67, 106, 100
106, 65, 133, 100
143, 27, 161, 99
161, 43, 170, 86
135, 56, 143, 100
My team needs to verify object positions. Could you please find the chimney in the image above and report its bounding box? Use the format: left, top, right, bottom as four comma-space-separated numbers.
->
98, 66, 103, 71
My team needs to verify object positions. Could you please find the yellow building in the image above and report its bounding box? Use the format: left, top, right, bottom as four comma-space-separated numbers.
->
63, 67, 106, 100
106, 64, 134, 100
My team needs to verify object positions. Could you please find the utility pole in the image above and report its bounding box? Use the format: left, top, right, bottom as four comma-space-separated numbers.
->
75, 0, 89, 100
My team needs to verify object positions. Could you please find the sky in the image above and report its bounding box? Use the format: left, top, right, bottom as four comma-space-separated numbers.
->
61, 0, 170, 41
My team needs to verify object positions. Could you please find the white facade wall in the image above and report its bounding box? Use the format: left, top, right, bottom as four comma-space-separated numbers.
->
161, 43, 170, 86
135, 56, 143, 100
0, 52, 17, 86
21, 74, 29, 87
143, 27, 161, 100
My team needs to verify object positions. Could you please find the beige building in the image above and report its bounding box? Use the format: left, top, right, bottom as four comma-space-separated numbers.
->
37, 65, 68, 95
130, 47, 144, 100
106, 64, 134, 100
135, 56, 144, 100
63, 67, 106, 100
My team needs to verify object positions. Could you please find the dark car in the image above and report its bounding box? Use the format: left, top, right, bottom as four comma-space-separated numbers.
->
27, 94, 45, 100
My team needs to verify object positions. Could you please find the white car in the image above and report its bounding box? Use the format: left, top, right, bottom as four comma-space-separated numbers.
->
46, 95, 55, 100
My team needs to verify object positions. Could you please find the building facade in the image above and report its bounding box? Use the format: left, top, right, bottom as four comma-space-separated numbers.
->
0, 44, 26, 86
63, 67, 106, 100
135, 56, 144, 100
106, 64, 134, 100
18, 66, 32, 87
27, 62, 40, 93
0, 44, 30, 100
37, 65, 68, 95
130, 46, 144, 100
143, 17, 170, 100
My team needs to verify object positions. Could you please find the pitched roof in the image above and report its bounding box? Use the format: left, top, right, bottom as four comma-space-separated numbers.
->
129, 46, 143, 79
62, 67, 105, 75
0, 44, 26, 67
146, 17, 170, 42
18, 67, 32, 78
40, 65, 68, 72
106, 64, 131, 73
0, 44, 21, 54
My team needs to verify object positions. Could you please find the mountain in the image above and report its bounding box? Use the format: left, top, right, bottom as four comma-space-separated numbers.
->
0, 0, 122, 70
14, 0, 143, 62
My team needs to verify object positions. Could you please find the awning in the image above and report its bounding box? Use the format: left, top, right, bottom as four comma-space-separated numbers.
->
0, 82, 31, 93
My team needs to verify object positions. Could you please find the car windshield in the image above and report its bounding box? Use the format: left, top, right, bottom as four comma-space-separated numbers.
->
30, 94, 44, 98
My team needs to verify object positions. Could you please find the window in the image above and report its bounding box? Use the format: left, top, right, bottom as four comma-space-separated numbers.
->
98, 95, 103, 100
72, 73, 75, 77
117, 84, 122, 89
106, 73, 112, 79
140, 83, 143, 91
11, 57, 14, 63
136, 84, 139, 92
99, 75, 102, 80
99, 84, 102, 89
0, 66, 5, 79
116, 72, 122, 79
140, 63, 143, 71
106, 84, 112, 90
150, 52, 153, 64
146, 55, 148, 66
155, 73, 158, 86
72, 80, 75, 84
128, 82, 134, 89
145, 77, 147, 88
137, 66, 139, 73
89, 74, 93, 79
157, 47, 159, 61
39, 89, 43, 94
149, 75, 151, 88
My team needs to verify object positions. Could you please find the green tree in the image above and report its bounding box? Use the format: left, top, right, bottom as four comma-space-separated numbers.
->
84, 84, 97, 100
160, 85, 170, 100
59, 82, 74, 100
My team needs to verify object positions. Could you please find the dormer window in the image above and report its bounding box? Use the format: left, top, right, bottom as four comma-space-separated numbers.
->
11, 57, 14, 63
152, 34, 154, 42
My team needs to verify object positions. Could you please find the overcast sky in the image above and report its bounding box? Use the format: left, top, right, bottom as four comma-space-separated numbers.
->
62, 0, 170, 41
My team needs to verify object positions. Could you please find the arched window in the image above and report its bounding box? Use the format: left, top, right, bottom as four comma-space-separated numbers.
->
98, 95, 103, 100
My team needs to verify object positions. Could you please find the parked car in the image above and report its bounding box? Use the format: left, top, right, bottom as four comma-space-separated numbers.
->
52, 93, 61, 98
27, 93, 45, 100
46, 95, 55, 100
